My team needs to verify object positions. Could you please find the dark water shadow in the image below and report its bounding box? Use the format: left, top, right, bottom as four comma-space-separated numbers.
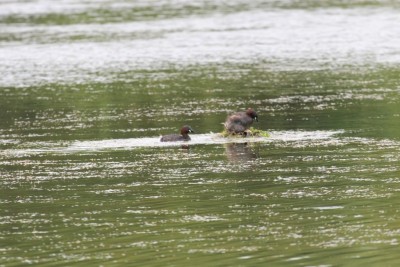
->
224, 142, 258, 163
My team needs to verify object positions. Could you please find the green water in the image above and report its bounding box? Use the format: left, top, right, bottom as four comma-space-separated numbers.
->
2, 1, 400, 266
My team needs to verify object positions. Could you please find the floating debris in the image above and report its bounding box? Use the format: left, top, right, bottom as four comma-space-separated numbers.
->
219, 127, 270, 138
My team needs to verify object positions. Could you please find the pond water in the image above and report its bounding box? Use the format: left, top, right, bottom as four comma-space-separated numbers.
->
2, 0, 400, 266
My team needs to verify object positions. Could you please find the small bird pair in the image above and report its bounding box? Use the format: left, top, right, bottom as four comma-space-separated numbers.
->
160, 108, 258, 142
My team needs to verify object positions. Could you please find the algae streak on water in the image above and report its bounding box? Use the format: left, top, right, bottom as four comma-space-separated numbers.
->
219, 127, 270, 138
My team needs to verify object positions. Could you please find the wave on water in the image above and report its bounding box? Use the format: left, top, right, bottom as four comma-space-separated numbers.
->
65, 130, 344, 152
0, 130, 345, 157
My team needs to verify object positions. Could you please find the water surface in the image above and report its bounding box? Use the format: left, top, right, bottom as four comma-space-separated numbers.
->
2, 0, 400, 266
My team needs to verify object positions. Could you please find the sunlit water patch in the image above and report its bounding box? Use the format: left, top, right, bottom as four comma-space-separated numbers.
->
66, 130, 342, 152
47, 130, 344, 152
2, 128, 400, 265
2, 7, 400, 86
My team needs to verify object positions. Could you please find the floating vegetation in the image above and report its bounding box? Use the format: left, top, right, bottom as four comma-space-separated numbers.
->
219, 127, 270, 138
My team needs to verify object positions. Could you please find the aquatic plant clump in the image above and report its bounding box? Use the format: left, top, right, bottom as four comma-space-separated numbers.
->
220, 127, 270, 138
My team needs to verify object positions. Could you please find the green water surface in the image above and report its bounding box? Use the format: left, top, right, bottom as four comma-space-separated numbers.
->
2, 1, 400, 266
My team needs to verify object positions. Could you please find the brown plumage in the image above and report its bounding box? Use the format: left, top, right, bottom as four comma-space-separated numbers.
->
224, 108, 258, 134
160, 125, 194, 142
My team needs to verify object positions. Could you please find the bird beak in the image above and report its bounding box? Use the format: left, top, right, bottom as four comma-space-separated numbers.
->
255, 116, 258, 122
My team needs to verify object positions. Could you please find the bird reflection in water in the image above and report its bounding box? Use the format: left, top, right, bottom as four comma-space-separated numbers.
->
224, 142, 258, 163
181, 144, 190, 150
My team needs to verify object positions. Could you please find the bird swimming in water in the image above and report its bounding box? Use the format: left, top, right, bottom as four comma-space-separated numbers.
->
160, 125, 194, 142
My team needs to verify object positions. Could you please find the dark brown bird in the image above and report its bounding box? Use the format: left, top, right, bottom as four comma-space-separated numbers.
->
224, 108, 258, 134
160, 125, 194, 142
